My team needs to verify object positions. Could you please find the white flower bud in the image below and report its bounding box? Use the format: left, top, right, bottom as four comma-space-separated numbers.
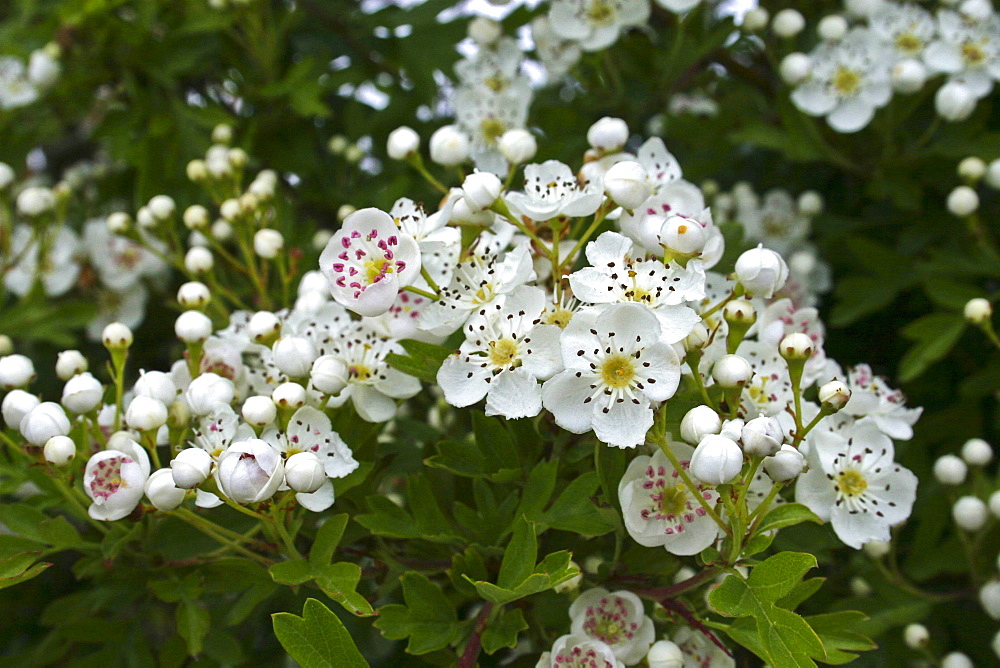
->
891, 59, 926, 94
242, 395, 277, 427
429, 125, 470, 166
0, 162, 14, 190
148, 195, 175, 221
603, 161, 652, 210
211, 219, 233, 241
987, 159, 1000, 189
772, 9, 805, 37
184, 246, 214, 274
742, 7, 769, 32
312, 229, 333, 252
125, 396, 168, 432
136, 206, 156, 229
961, 437, 992, 466
185, 373, 235, 416
177, 282, 211, 309
942, 652, 974, 668
220, 198, 241, 222
468, 16, 502, 45
646, 640, 684, 668
742, 415, 784, 457
272, 336, 318, 379
337, 204, 356, 221
712, 354, 753, 389
462, 171, 503, 211
498, 128, 537, 165
61, 372, 103, 414
553, 560, 582, 594
134, 370, 178, 405
328, 135, 349, 154
254, 229, 284, 259
171, 448, 213, 489
690, 434, 744, 485
850, 576, 872, 596
934, 454, 967, 485
735, 245, 789, 298
310, 355, 348, 395
980, 580, 1000, 619
450, 196, 493, 225
958, 157, 986, 182
903, 623, 929, 649
187, 159, 208, 182
20, 402, 71, 446
106, 211, 131, 233
779, 52, 812, 85
16, 186, 55, 217
228, 148, 248, 169
272, 381, 306, 409
587, 117, 629, 151
2, 390, 39, 429
387, 126, 420, 160
680, 405, 722, 445
947, 185, 979, 217
862, 540, 891, 559
683, 323, 710, 352
249, 311, 282, 344
249, 176, 276, 201
174, 310, 213, 345
953, 495, 988, 531
285, 451, 327, 493
44, 435, 76, 466
779, 332, 814, 361
994, 629, 1000, 660
55, 350, 87, 380
936, 81, 977, 122
212, 123, 233, 144
183, 205, 210, 230
0, 335, 10, 357
0, 354, 35, 389
797, 190, 823, 216
723, 299, 756, 326
817, 15, 848, 41
763, 444, 806, 482
217, 439, 284, 503
344, 145, 364, 163
964, 297, 992, 324
145, 469, 186, 511
102, 322, 134, 350
818, 380, 851, 411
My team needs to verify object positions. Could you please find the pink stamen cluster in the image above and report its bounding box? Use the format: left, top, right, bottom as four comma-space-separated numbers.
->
329, 228, 405, 299
89, 456, 131, 500
552, 646, 615, 668
638, 462, 709, 534
581, 596, 639, 645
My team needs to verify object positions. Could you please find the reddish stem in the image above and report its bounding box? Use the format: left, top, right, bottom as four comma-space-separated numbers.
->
457, 602, 493, 668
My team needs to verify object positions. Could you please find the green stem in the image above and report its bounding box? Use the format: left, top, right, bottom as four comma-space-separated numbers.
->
404, 284, 440, 301
171, 509, 272, 565
270, 504, 304, 560
53, 475, 109, 535
419, 266, 441, 295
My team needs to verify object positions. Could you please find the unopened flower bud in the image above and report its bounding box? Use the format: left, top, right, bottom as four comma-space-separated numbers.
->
958, 156, 986, 183
779, 52, 812, 85
742, 7, 769, 32
171, 448, 213, 489
249, 311, 282, 345
254, 229, 284, 259
187, 159, 208, 182
646, 640, 684, 668
797, 191, 823, 216
553, 560, 583, 594
953, 495, 988, 531
947, 185, 979, 217
862, 540, 891, 559
712, 354, 753, 389
2, 390, 39, 429
468, 16, 502, 45
285, 452, 327, 493
328, 135, 349, 155
136, 206, 156, 229
185, 373, 235, 416
941, 652, 974, 668
817, 14, 848, 40
429, 125, 470, 166
387, 126, 420, 160
211, 220, 232, 241
980, 580, 1000, 619
0, 354, 35, 389
16, 186, 55, 217
220, 198, 241, 222
690, 434, 744, 485
772, 8, 805, 37
175, 310, 213, 344
987, 159, 1000, 189
891, 58, 926, 94
779, 332, 814, 361
587, 117, 628, 151
680, 405, 722, 445
735, 245, 789, 298
212, 123, 233, 144
134, 370, 178, 405
850, 576, 872, 597
964, 297, 992, 324
603, 161, 651, 210
272, 336, 318, 379
106, 212, 131, 233
763, 444, 805, 482
44, 435, 76, 466
818, 380, 850, 411
312, 229, 333, 251
242, 395, 277, 427
61, 372, 103, 414
217, 439, 284, 503
936, 81, 976, 122
55, 350, 87, 380
148, 195, 175, 221
0, 162, 13, 190
183, 205, 210, 230
337, 204, 356, 221
272, 381, 306, 409
310, 355, 348, 395
126, 396, 168, 432
20, 402, 71, 446
185, 246, 214, 273
228, 148, 248, 169
903, 623, 929, 649
742, 415, 784, 457
462, 171, 503, 211
683, 323, 710, 352
177, 282, 211, 309
961, 437, 992, 466
934, 454, 967, 485
723, 299, 756, 326
145, 469, 186, 511
498, 128, 537, 165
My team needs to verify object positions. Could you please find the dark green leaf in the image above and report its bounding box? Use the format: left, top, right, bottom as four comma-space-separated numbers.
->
273, 598, 369, 668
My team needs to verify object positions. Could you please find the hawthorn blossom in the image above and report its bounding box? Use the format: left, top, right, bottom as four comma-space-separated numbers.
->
842, 364, 922, 440
548, 0, 651, 51
531, 16, 583, 79
673, 626, 735, 668
84, 439, 151, 521
389, 197, 460, 287
320, 207, 421, 317
924, 9, 1000, 98
569, 588, 655, 665
870, 3, 936, 61
618, 444, 721, 555
260, 405, 358, 479
216, 439, 285, 504
437, 286, 562, 419
505, 160, 603, 222
4, 225, 81, 297
796, 418, 918, 549
536, 634, 624, 668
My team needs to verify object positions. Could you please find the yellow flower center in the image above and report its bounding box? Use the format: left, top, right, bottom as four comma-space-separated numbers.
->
594, 619, 622, 643
487, 338, 519, 367
364, 257, 393, 284
836, 469, 868, 497
833, 66, 861, 95
601, 354, 635, 389
660, 484, 688, 516
587, 0, 616, 25
962, 42, 986, 66
480, 118, 506, 144
485, 76, 506, 93
895, 33, 922, 54
543, 308, 574, 329
349, 365, 372, 381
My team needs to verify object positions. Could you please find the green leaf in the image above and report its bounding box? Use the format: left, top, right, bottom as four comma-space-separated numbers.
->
806, 611, 876, 665
384, 339, 452, 383
374, 572, 460, 655
315, 562, 375, 617
498, 517, 537, 590
515, 460, 559, 521
543, 471, 616, 536
0, 551, 51, 590
709, 552, 826, 667
472, 413, 520, 475
310, 514, 348, 567
273, 599, 369, 668
465, 549, 579, 606
755, 503, 822, 534
481, 608, 528, 655
777, 578, 826, 612
898, 312, 967, 382
270, 559, 315, 586
176, 600, 210, 657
